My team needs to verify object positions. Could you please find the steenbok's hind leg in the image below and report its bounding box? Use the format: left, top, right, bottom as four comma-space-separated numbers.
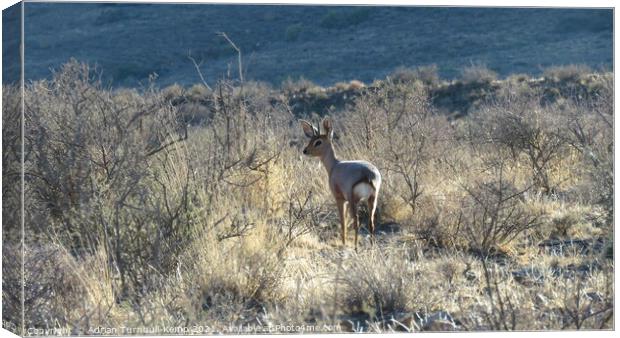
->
368, 195, 377, 242
349, 202, 360, 251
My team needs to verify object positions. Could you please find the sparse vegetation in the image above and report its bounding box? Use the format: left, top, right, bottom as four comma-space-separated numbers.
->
389, 65, 440, 87
319, 7, 372, 29
460, 63, 498, 84
2, 61, 613, 334
544, 64, 592, 82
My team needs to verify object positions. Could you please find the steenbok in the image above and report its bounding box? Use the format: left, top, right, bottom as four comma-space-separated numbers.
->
300, 118, 381, 250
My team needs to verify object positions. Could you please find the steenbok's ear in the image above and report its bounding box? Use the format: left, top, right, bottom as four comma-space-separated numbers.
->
322, 117, 334, 140
300, 120, 318, 138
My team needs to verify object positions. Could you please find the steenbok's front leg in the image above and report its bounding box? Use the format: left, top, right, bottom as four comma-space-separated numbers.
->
336, 198, 347, 245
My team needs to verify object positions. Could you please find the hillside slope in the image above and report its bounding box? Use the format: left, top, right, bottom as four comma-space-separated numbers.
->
2, 3, 613, 87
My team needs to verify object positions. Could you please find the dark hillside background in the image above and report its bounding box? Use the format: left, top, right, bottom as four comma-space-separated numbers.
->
4, 3, 614, 87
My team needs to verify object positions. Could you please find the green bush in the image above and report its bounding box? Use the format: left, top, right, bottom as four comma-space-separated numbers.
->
285, 23, 303, 41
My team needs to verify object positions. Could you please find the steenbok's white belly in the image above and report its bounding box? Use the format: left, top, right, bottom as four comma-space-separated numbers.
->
353, 183, 374, 201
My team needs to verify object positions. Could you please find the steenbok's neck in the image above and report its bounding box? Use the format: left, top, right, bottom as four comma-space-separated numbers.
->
320, 144, 339, 175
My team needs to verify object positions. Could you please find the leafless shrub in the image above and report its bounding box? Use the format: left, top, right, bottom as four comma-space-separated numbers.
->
341, 81, 451, 225
479, 259, 518, 330
543, 64, 592, 82
460, 63, 498, 84
557, 272, 613, 329
277, 191, 326, 251
2, 243, 23, 333
2, 84, 25, 333
459, 160, 543, 254
188, 83, 213, 100
23, 60, 192, 301
162, 83, 185, 101
281, 76, 318, 93
561, 78, 613, 226
468, 101, 568, 194
389, 64, 440, 86
189, 80, 285, 221
2, 84, 22, 241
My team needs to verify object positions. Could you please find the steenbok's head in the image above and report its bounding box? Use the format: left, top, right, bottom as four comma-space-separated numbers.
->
300, 118, 333, 157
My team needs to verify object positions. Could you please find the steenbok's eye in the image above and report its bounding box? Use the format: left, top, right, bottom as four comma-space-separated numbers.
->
314, 140, 322, 147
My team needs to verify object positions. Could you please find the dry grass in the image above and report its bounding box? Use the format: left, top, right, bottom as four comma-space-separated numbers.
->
2, 60, 613, 334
